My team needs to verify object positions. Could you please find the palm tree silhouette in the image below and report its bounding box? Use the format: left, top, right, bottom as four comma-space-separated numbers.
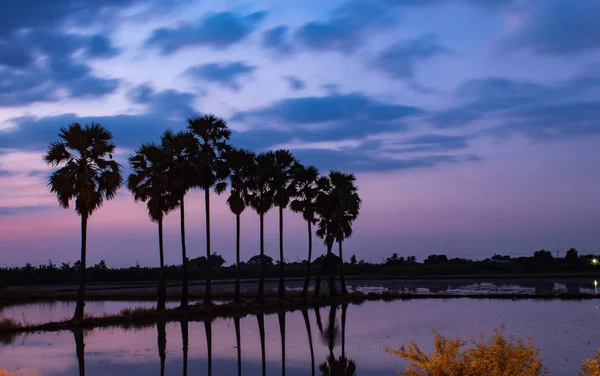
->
205, 319, 213, 376
187, 114, 231, 304
327, 172, 361, 294
44, 123, 122, 322
180, 321, 189, 376
279, 311, 286, 376
127, 143, 177, 311
157, 319, 167, 376
257, 313, 267, 376
270, 149, 297, 300
72, 328, 85, 376
302, 309, 316, 376
234, 317, 242, 376
161, 130, 198, 309
248, 152, 275, 303
290, 164, 320, 298
224, 148, 256, 302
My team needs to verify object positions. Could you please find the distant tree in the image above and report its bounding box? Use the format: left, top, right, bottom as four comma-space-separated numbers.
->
44, 122, 122, 323
96, 260, 107, 270
350, 255, 357, 265
565, 248, 578, 260
533, 249, 553, 262
407, 256, 416, 265
247, 254, 274, 267
424, 254, 448, 265
189, 254, 226, 269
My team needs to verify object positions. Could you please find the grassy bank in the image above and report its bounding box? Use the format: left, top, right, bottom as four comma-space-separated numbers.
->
1, 291, 599, 336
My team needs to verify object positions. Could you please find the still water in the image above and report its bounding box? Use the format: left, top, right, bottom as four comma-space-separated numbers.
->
1, 299, 599, 375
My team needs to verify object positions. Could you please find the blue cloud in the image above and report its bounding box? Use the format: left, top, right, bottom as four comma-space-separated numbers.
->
504, 0, 600, 55
184, 61, 256, 91
295, 0, 396, 53
234, 92, 423, 125
374, 34, 448, 79
145, 11, 267, 54
0, 170, 18, 177
283, 76, 306, 91
0, 205, 56, 216
262, 25, 292, 54
85, 35, 121, 58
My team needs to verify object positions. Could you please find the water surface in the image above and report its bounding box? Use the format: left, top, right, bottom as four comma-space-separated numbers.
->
1, 299, 599, 375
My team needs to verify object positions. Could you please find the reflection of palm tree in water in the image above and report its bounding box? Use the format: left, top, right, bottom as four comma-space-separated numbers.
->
318, 305, 356, 376
234, 317, 242, 376
205, 320, 213, 376
257, 313, 266, 376
279, 312, 286, 376
72, 328, 85, 376
181, 321, 188, 376
302, 309, 316, 376
157, 320, 166, 376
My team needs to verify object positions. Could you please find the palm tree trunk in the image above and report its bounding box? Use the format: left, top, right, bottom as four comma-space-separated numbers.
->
235, 317, 242, 376
204, 183, 212, 305
326, 244, 336, 297
257, 213, 265, 303
181, 321, 188, 376
235, 213, 241, 302
180, 196, 189, 309
278, 205, 285, 300
279, 312, 286, 376
301, 309, 315, 376
205, 320, 213, 376
73, 328, 85, 376
338, 240, 347, 295
73, 214, 88, 322
341, 303, 347, 359
258, 313, 266, 376
158, 218, 166, 311
302, 220, 312, 299
158, 320, 166, 376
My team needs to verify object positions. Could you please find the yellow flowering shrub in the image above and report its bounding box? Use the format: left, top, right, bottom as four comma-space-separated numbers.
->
0, 370, 36, 376
580, 350, 600, 376
384, 326, 549, 376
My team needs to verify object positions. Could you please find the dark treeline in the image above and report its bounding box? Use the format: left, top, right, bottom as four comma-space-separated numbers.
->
2, 248, 598, 286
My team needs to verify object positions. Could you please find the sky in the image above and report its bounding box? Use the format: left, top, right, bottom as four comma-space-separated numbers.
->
0, 0, 599, 267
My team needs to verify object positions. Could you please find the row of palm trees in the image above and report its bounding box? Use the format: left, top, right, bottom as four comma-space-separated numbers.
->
44, 115, 361, 322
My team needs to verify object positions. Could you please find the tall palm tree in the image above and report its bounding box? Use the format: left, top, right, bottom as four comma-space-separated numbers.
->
291, 164, 320, 298
234, 317, 242, 376
314, 175, 338, 298
224, 148, 256, 302
270, 150, 297, 300
257, 313, 267, 376
187, 115, 231, 304
319, 305, 356, 376
327, 172, 361, 295
181, 321, 189, 376
247, 152, 275, 303
279, 311, 286, 376
72, 328, 85, 376
44, 123, 122, 323
161, 130, 198, 309
127, 143, 177, 311
205, 319, 213, 376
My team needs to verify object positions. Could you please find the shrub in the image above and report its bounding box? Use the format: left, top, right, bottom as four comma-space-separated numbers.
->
580, 350, 600, 376
384, 326, 548, 376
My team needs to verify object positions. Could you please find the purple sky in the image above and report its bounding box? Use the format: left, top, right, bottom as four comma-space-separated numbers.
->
1, 0, 599, 267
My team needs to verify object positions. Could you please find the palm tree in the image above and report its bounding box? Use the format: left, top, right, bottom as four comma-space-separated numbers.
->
291, 164, 320, 298
270, 150, 297, 300
127, 143, 177, 311
234, 317, 242, 376
161, 130, 198, 309
187, 115, 231, 304
181, 321, 189, 376
257, 313, 267, 376
319, 305, 356, 376
279, 311, 286, 376
224, 148, 256, 302
44, 123, 122, 322
326, 172, 361, 294
247, 152, 275, 303
314, 175, 338, 298
205, 319, 213, 376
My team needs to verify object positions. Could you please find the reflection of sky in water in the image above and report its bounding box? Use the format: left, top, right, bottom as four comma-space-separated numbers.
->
1, 300, 600, 375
